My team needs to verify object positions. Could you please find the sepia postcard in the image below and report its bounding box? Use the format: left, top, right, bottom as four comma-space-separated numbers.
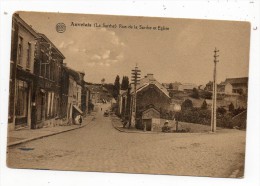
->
6, 11, 250, 178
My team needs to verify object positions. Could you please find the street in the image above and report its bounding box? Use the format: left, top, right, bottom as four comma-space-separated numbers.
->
7, 103, 245, 178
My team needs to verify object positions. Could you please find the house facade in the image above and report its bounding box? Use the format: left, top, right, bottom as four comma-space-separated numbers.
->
8, 14, 92, 131
8, 13, 39, 130
129, 74, 171, 129
61, 65, 84, 124
31, 33, 65, 129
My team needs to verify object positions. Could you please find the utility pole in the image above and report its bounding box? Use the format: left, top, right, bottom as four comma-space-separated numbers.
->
211, 47, 219, 132
130, 65, 141, 128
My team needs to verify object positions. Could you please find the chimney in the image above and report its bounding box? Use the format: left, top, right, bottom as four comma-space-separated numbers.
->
147, 73, 154, 80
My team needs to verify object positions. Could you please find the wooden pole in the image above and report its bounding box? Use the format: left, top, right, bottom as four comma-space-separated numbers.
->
211, 48, 219, 132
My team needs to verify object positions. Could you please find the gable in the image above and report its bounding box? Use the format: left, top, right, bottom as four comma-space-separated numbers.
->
142, 108, 160, 119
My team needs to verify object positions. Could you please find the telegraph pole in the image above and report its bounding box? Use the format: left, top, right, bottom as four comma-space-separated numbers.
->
130, 65, 141, 128
211, 47, 219, 132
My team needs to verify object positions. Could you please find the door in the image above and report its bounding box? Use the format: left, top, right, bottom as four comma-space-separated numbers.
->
15, 80, 29, 126
143, 119, 152, 131
36, 91, 45, 122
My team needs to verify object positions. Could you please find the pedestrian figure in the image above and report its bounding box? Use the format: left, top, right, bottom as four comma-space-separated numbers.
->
101, 108, 102, 111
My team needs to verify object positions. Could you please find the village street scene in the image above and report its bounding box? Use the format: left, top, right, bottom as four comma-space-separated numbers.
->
7, 12, 250, 178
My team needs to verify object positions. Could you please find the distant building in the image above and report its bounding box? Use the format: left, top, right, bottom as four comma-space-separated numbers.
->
205, 77, 248, 95
163, 82, 182, 91
178, 83, 197, 91
171, 82, 182, 91
225, 77, 248, 95
87, 84, 111, 104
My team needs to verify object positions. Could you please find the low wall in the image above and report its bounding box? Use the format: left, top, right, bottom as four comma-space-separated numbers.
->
151, 118, 211, 133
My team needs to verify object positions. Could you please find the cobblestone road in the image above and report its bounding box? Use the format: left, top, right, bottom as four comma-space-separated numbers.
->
7, 103, 246, 178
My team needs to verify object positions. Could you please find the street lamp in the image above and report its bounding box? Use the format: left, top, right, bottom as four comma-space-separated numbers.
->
173, 104, 181, 132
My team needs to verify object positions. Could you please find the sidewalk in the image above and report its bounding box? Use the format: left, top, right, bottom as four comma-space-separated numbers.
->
7, 115, 95, 147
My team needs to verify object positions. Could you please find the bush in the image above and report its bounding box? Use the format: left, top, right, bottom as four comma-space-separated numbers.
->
229, 102, 235, 112
201, 100, 208, 110
200, 91, 212, 99
217, 107, 227, 115
232, 107, 246, 116
217, 114, 233, 128
190, 88, 199, 99
181, 99, 193, 110
162, 125, 172, 133
175, 106, 238, 129
179, 108, 211, 125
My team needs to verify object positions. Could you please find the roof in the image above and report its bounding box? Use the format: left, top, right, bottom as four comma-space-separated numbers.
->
63, 65, 82, 84
131, 74, 170, 98
37, 33, 65, 59
86, 84, 108, 93
13, 13, 39, 38
171, 81, 182, 86
225, 77, 248, 85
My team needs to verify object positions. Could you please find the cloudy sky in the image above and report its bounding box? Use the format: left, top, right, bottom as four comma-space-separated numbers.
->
19, 12, 250, 85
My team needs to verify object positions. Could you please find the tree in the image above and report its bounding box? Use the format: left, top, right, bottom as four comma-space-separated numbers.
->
113, 75, 120, 99
229, 102, 235, 112
169, 83, 173, 90
181, 99, 193, 110
169, 91, 174, 98
101, 78, 105, 85
191, 88, 199, 99
201, 99, 208, 110
121, 76, 129, 90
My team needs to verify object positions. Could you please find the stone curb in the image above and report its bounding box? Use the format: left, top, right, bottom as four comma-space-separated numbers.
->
110, 117, 160, 134
7, 117, 94, 147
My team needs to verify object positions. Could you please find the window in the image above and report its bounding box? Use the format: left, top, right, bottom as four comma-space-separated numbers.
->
46, 92, 55, 118
46, 63, 50, 79
15, 80, 28, 117
26, 42, 31, 68
40, 51, 48, 77
18, 36, 23, 65
50, 61, 54, 81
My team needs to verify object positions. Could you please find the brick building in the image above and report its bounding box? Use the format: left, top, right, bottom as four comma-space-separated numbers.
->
129, 74, 171, 129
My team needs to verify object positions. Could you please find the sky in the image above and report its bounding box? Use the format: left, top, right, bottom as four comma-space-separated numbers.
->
18, 11, 250, 85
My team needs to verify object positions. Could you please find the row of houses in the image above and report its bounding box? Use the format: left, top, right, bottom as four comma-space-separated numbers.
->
117, 72, 249, 131
162, 82, 197, 92
204, 77, 248, 95
162, 77, 248, 96
8, 13, 92, 131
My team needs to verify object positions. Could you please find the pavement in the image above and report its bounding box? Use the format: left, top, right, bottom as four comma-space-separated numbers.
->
6, 102, 246, 178
7, 114, 95, 147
